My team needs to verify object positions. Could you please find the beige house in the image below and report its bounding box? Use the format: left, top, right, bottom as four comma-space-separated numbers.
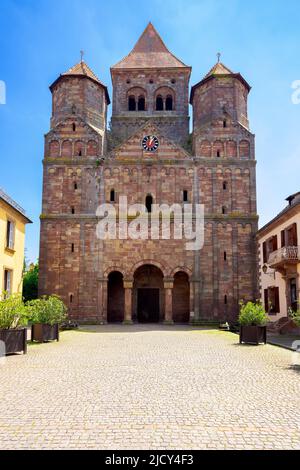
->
0, 188, 32, 296
257, 192, 300, 320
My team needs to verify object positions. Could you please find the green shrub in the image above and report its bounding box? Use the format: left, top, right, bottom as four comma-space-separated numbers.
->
289, 307, 300, 327
27, 295, 67, 326
239, 301, 268, 326
22, 263, 39, 302
0, 293, 28, 329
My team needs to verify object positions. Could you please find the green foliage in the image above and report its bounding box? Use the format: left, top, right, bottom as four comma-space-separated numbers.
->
239, 301, 268, 326
0, 293, 28, 329
22, 263, 39, 302
27, 295, 67, 326
289, 307, 300, 327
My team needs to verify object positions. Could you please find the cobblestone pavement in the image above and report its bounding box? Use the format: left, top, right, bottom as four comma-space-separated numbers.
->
1, 325, 300, 450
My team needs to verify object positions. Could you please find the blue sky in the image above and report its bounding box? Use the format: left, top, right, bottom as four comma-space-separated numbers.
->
0, 0, 299, 262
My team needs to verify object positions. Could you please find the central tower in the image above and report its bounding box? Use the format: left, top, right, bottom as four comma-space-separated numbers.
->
110, 22, 191, 146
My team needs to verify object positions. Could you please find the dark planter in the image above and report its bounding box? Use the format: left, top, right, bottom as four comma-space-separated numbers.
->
239, 325, 267, 345
31, 323, 59, 342
0, 328, 27, 355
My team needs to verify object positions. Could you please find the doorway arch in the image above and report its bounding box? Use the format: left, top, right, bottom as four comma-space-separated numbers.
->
133, 264, 164, 323
172, 271, 190, 323
107, 271, 124, 322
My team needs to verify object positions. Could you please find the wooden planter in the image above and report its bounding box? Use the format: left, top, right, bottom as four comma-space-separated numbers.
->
239, 325, 267, 345
0, 328, 27, 355
31, 323, 59, 343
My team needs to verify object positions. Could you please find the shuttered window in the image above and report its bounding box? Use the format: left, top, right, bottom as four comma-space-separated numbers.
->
4, 269, 12, 294
263, 242, 267, 263
281, 230, 285, 247
281, 223, 298, 247
6, 220, 15, 249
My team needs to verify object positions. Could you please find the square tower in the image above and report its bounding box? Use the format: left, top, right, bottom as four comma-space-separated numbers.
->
110, 23, 191, 147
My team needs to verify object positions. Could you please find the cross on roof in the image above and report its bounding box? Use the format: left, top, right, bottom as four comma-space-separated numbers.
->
217, 52, 221, 63
80, 50, 84, 62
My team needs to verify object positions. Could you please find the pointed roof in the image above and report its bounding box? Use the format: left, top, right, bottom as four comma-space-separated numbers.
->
50, 61, 110, 103
204, 61, 234, 78
190, 61, 250, 103
111, 22, 191, 70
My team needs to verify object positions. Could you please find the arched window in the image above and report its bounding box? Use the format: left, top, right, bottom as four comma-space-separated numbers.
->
222, 206, 227, 215
156, 96, 164, 111
166, 95, 173, 111
223, 181, 227, 190
224, 294, 228, 305
72, 123, 76, 132
110, 189, 115, 202
128, 96, 136, 111
138, 96, 145, 111
183, 190, 188, 202
146, 195, 153, 213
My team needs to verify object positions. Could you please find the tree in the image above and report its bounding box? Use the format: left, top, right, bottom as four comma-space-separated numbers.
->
22, 262, 39, 302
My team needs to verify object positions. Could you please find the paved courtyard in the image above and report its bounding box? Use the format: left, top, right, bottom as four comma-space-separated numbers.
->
0, 325, 300, 450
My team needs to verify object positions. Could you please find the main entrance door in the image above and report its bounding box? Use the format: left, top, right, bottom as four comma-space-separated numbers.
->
137, 288, 159, 323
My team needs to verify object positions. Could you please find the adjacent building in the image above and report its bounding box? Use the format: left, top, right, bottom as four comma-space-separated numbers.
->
39, 23, 258, 323
0, 188, 32, 296
258, 192, 300, 320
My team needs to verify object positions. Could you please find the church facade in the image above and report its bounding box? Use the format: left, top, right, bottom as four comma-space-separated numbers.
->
38, 23, 258, 324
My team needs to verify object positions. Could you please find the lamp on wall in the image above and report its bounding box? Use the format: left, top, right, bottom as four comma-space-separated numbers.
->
262, 264, 275, 278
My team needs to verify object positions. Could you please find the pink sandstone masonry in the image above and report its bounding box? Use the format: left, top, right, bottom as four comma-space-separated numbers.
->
38, 23, 258, 324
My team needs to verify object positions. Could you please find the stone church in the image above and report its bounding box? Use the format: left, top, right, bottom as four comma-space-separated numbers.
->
39, 23, 258, 324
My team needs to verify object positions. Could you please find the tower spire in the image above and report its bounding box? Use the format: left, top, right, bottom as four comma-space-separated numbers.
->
80, 50, 84, 63
217, 52, 221, 63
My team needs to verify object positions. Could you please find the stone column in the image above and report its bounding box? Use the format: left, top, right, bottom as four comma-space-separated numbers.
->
123, 280, 133, 324
163, 279, 174, 324
97, 278, 107, 324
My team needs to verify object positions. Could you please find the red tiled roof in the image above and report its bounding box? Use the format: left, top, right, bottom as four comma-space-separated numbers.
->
111, 22, 190, 70
190, 61, 251, 102
204, 62, 234, 78
50, 61, 110, 103
62, 61, 105, 85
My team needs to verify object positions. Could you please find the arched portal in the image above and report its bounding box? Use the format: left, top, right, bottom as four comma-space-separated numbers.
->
172, 271, 190, 323
133, 264, 164, 323
107, 271, 124, 323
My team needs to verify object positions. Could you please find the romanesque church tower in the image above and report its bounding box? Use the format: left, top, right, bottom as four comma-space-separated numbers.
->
39, 23, 258, 323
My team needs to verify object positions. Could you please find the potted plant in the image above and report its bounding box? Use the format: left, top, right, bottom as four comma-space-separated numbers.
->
27, 295, 67, 342
239, 301, 268, 345
0, 293, 28, 354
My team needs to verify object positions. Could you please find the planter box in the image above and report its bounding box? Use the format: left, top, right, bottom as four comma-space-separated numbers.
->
240, 325, 267, 345
0, 328, 27, 355
31, 323, 59, 342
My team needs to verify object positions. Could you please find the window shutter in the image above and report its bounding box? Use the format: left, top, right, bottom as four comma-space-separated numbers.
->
291, 223, 298, 246
6, 221, 10, 248
9, 222, 15, 249
264, 289, 269, 312
5, 270, 11, 294
274, 287, 280, 313
263, 242, 267, 263
281, 230, 285, 247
